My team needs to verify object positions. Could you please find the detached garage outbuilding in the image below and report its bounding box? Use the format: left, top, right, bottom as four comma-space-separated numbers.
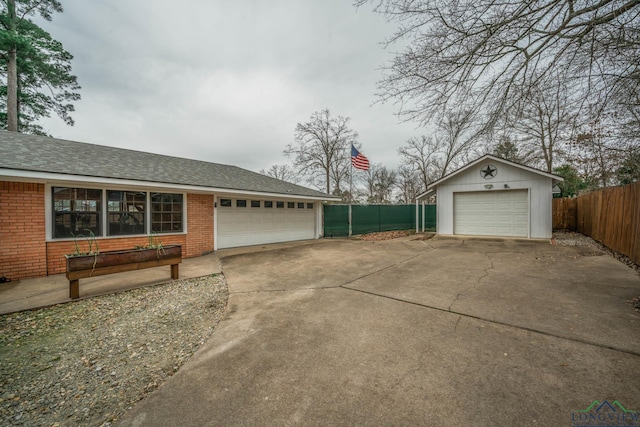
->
417, 155, 563, 239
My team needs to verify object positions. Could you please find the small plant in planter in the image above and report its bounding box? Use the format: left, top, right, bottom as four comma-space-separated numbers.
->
68, 229, 100, 258
64, 231, 182, 300
133, 233, 166, 255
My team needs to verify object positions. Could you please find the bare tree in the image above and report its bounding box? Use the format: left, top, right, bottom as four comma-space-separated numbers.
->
362, 164, 378, 201
492, 135, 537, 165
329, 148, 352, 196
362, 164, 397, 203
397, 136, 440, 193
434, 108, 480, 176
358, 0, 640, 131
570, 113, 636, 188
285, 109, 358, 194
398, 108, 480, 191
503, 78, 577, 172
396, 165, 419, 203
259, 164, 297, 183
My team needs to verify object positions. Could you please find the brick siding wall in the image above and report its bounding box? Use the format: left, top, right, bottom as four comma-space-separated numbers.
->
186, 193, 214, 257
0, 182, 47, 279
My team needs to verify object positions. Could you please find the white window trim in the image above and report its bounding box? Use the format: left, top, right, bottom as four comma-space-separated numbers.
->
45, 183, 187, 242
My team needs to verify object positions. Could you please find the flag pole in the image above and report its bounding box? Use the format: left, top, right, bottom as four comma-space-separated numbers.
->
349, 145, 353, 237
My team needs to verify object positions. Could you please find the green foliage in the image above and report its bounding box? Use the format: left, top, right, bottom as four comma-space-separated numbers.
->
553, 164, 589, 197
616, 150, 640, 185
0, 0, 80, 134
133, 233, 166, 256
69, 229, 100, 257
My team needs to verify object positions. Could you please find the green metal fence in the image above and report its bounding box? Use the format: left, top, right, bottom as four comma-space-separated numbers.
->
324, 204, 436, 237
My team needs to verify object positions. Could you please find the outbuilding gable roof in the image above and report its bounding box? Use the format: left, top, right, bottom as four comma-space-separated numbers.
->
0, 131, 337, 200
416, 154, 564, 200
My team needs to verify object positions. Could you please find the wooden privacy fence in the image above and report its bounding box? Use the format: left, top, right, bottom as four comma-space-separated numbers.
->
552, 181, 640, 265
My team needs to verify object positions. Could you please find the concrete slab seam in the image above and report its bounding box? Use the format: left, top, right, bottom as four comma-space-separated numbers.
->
337, 251, 434, 289
228, 285, 342, 295
224, 251, 434, 295
341, 285, 640, 358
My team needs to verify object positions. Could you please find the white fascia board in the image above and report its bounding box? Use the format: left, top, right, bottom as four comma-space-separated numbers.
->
426, 154, 564, 190
416, 188, 436, 201
0, 169, 338, 201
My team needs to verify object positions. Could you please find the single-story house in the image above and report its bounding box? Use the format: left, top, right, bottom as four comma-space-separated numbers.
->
0, 131, 339, 280
416, 154, 563, 239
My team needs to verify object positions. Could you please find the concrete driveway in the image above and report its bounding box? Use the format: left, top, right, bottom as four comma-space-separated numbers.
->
120, 237, 640, 426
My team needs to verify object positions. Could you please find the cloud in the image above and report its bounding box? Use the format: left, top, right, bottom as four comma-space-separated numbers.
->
34, 0, 419, 173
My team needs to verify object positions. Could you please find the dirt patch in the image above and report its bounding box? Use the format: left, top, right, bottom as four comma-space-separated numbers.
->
353, 230, 414, 241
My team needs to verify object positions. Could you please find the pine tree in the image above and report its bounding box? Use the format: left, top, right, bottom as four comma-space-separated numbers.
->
0, 0, 80, 134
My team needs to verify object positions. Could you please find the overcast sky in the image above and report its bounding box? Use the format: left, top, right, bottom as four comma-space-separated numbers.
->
35, 0, 420, 174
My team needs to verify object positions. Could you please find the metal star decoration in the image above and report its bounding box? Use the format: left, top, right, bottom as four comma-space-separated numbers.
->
480, 164, 497, 179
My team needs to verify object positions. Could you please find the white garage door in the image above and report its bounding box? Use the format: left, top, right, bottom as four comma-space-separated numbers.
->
217, 199, 316, 249
454, 190, 529, 237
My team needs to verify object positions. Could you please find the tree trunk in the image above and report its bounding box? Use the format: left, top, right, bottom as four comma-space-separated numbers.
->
7, 0, 18, 132
325, 168, 330, 194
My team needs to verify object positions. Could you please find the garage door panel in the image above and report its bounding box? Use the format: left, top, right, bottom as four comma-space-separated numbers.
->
454, 190, 528, 237
217, 201, 315, 249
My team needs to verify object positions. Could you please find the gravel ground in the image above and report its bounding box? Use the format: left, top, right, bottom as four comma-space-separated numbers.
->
553, 231, 640, 272
0, 274, 228, 427
553, 231, 640, 311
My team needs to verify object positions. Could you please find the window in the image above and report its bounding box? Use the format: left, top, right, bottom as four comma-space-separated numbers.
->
298, 202, 305, 209
264, 201, 273, 208
276, 201, 284, 208
287, 202, 295, 208
151, 193, 183, 233
237, 200, 247, 207
220, 199, 232, 207
53, 187, 101, 238
307, 203, 314, 209
107, 191, 146, 235
251, 200, 261, 208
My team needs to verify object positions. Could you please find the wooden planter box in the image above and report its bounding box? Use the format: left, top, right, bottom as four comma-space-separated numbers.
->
65, 245, 182, 299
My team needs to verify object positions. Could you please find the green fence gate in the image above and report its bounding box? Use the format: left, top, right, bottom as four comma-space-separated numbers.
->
323, 204, 436, 237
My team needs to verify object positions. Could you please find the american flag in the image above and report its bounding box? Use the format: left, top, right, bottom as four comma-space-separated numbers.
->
351, 145, 370, 171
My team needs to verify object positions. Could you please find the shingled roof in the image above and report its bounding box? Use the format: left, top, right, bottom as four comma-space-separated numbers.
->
0, 131, 336, 199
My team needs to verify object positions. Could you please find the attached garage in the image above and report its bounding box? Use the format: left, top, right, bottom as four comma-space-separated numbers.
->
216, 198, 317, 249
453, 190, 528, 237
416, 155, 563, 239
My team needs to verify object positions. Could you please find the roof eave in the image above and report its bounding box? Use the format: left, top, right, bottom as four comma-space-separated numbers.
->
427, 154, 565, 190
0, 169, 338, 201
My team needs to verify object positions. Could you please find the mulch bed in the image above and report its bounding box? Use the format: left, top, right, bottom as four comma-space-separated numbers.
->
0, 274, 228, 426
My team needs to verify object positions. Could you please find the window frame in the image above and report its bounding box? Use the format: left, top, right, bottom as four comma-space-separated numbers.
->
107, 190, 147, 236
151, 193, 184, 234
52, 187, 102, 239
48, 185, 186, 240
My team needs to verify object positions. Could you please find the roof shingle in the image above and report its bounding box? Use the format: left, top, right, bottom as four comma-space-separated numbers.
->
0, 131, 335, 199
